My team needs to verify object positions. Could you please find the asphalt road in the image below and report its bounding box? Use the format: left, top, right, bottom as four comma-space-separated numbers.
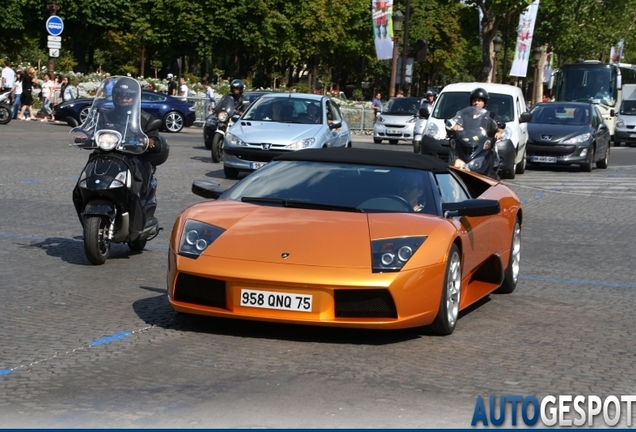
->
1, 122, 636, 427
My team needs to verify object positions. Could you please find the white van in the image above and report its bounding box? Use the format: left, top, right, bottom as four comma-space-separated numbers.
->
615, 84, 636, 146
419, 82, 532, 179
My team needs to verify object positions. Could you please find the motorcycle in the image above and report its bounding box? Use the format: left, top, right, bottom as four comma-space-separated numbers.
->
445, 106, 502, 179
210, 95, 238, 163
69, 76, 165, 265
0, 91, 12, 124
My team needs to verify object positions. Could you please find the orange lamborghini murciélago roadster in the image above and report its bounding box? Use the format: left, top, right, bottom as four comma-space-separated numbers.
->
168, 148, 522, 335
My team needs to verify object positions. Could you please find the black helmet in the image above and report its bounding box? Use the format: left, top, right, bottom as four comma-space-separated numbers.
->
230, 79, 244, 93
426, 90, 437, 98
469, 87, 489, 106
112, 77, 139, 109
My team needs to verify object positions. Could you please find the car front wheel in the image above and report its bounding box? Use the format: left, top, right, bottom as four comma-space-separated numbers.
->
496, 218, 521, 294
428, 244, 462, 336
596, 145, 609, 169
163, 111, 185, 133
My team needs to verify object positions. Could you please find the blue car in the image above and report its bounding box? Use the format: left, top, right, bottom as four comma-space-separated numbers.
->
53, 91, 196, 133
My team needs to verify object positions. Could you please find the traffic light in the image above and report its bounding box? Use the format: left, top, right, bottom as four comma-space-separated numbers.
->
415, 39, 429, 62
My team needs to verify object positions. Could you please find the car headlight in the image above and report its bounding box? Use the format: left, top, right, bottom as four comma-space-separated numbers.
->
617, 118, 625, 128
371, 236, 426, 272
226, 132, 248, 146
218, 111, 229, 122
562, 133, 591, 144
424, 122, 444, 140
178, 219, 225, 259
287, 137, 316, 149
189, 106, 196, 111
466, 156, 486, 171
94, 130, 122, 151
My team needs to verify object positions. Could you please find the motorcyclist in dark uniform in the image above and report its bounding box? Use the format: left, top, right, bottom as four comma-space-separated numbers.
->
229, 79, 245, 114
72, 77, 167, 236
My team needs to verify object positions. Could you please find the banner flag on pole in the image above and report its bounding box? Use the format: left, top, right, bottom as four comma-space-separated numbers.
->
509, 0, 540, 77
610, 39, 625, 63
373, 0, 394, 60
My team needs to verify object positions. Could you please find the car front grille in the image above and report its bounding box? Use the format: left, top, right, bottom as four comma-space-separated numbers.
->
334, 289, 397, 318
173, 273, 227, 309
527, 143, 578, 157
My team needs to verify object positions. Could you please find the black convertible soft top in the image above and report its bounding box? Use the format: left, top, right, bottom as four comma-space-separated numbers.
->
274, 147, 450, 172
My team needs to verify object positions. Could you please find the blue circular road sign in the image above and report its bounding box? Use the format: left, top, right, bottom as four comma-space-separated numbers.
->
46, 16, 64, 36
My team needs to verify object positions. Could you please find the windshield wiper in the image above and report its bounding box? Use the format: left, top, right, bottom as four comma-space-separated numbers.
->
241, 197, 363, 212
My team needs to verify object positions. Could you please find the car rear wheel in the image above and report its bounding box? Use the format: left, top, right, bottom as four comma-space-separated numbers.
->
581, 146, 595, 172
223, 165, 239, 179
413, 140, 421, 153
496, 218, 521, 294
163, 111, 184, 133
428, 244, 461, 336
596, 145, 609, 169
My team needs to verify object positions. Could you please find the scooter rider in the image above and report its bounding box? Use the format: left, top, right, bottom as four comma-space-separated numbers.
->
72, 77, 164, 235
229, 79, 245, 114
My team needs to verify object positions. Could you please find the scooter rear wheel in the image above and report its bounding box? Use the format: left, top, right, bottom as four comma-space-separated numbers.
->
0, 106, 11, 125
127, 237, 147, 252
84, 216, 110, 265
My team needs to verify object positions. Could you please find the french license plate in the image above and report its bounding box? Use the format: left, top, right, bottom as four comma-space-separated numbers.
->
530, 156, 557, 163
240, 289, 313, 312
386, 129, 402, 135
249, 162, 267, 170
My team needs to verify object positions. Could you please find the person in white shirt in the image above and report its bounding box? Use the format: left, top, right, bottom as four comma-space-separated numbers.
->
40, 73, 55, 121
203, 80, 216, 114
179, 77, 189, 100
11, 70, 23, 119
2, 61, 15, 94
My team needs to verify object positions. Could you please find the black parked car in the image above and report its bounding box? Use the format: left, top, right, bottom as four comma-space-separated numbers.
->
203, 91, 271, 150
526, 102, 610, 172
53, 91, 196, 133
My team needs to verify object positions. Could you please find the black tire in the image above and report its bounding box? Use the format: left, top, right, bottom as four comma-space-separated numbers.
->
83, 216, 110, 265
0, 106, 11, 124
495, 218, 521, 294
373, 138, 382, 144
501, 165, 516, 179
581, 146, 595, 172
413, 140, 421, 153
428, 244, 462, 336
346, 141, 352, 148
211, 133, 223, 163
127, 237, 147, 252
389, 139, 399, 145
204, 139, 212, 150
163, 111, 185, 133
596, 145, 609, 169
515, 149, 526, 174
66, 116, 79, 127
612, 136, 621, 147
224, 165, 239, 179
79, 106, 90, 125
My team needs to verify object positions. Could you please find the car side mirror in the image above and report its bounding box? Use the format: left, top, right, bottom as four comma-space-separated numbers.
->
329, 120, 342, 129
610, 109, 615, 117
192, 180, 225, 200
519, 112, 532, 123
419, 106, 430, 119
231, 114, 240, 122
442, 199, 500, 218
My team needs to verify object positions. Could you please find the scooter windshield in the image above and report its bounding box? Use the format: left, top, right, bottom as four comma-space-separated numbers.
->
69, 76, 148, 154
215, 95, 235, 116
448, 106, 497, 143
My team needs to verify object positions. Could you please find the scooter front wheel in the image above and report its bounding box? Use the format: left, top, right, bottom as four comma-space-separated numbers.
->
211, 133, 224, 163
84, 216, 111, 265
0, 106, 11, 125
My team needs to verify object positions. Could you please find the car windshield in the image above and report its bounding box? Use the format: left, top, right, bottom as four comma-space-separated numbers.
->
620, 100, 636, 115
222, 161, 436, 215
530, 104, 590, 125
433, 92, 515, 122
383, 97, 420, 115
242, 96, 324, 124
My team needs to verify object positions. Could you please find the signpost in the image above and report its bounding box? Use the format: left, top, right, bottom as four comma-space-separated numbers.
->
45, 13, 63, 77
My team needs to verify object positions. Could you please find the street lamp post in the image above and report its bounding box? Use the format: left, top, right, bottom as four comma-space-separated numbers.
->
491, 34, 503, 83
388, 9, 404, 98
531, 47, 542, 106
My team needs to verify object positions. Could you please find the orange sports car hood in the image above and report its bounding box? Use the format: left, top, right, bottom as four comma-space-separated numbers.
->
180, 202, 444, 268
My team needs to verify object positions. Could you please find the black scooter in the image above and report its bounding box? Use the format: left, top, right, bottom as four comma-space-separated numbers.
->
210, 96, 237, 163
69, 76, 167, 265
445, 106, 502, 179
